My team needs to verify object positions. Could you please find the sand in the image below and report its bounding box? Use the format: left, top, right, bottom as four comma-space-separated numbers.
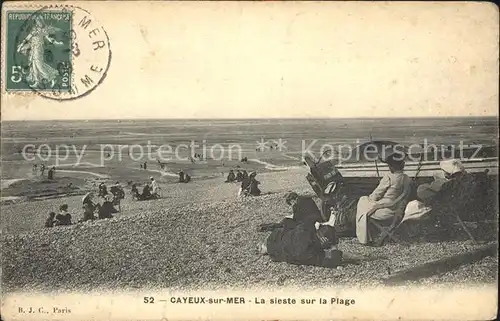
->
1, 168, 497, 292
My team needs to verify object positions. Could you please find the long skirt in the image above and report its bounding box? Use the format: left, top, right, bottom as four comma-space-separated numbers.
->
356, 196, 395, 244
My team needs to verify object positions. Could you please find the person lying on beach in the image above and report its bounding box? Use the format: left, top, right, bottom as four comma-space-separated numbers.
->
45, 212, 56, 228
259, 193, 342, 268
54, 204, 72, 226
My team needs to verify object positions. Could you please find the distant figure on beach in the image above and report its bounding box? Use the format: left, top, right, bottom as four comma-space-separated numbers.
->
150, 177, 159, 197
142, 183, 152, 199
131, 184, 140, 200
225, 170, 236, 183
45, 212, 56, 228
143, 162, 148, 170
247, 172, 261, 196
54, 204, 72, 226
47, 166, 55, 180
179, 171, 185, 183
236, 170, 243, 182
32, 164, 37, 174
40, 164, 46, 177
140, 163, 143, 169
183, 173, 191, 183
82, 193, 97, 222
239, 171, 261, 196
98, 195, 117, 219
98, 183, 108, 198
110, 182, 125, 211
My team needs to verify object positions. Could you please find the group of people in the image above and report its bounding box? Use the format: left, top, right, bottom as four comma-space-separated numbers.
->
32, 163, 56, 179
178, 171, 191, 183
45, 204, 72, 227
323, 150, 476, 246
258, 149, 480, 267
44, 182, 126, 228
225, 169, 248, 183
225, 169, 261, 196
131, 177, 160, 200
354, 153, 475, 245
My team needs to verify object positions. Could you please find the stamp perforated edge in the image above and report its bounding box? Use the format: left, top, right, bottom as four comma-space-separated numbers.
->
1, 2, 111, 101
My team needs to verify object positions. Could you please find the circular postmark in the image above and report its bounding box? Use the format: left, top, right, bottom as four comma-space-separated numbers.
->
12, 5, 111, 100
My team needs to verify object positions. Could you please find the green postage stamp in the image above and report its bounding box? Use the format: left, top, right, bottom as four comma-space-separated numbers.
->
2, 5, 111, 100
5, 9, 72, 92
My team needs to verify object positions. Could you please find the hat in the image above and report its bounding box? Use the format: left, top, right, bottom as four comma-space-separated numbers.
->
440, 159, 465, 175
249, 171, 257, 177
285, 192, 299, 205
150, 176, 154, 180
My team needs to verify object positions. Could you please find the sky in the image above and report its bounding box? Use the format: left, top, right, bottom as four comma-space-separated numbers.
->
1, 1, 499, 120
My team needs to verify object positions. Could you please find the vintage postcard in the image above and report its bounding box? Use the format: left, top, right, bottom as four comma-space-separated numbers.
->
1, 1, 498, 320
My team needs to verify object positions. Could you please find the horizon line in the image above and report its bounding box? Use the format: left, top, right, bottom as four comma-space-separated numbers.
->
2, 115, 499, 122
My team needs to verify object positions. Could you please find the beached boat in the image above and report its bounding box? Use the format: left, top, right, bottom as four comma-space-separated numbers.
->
304, 141, 498, 199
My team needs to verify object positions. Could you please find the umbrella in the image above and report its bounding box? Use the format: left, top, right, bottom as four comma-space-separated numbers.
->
354, 140, 407, 163
82, 192, 92, 203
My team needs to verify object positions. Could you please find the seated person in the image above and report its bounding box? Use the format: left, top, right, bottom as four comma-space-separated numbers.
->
131, 184, 140, 199
246, 172, 261, 196
82, 193, 96, 221
225, 170, 236, 182
45, 212, 56, 228
260, 193, 342, 267
235, 170, 243, 182
110, 182, 125, 203
149, 177, 159, 196
142, 183, 152, 199
356, 152, 411, 245
404, 159, 483, 227
98, 183, 108, 198
98, 195, 117, 219
54, 204, 72, 226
